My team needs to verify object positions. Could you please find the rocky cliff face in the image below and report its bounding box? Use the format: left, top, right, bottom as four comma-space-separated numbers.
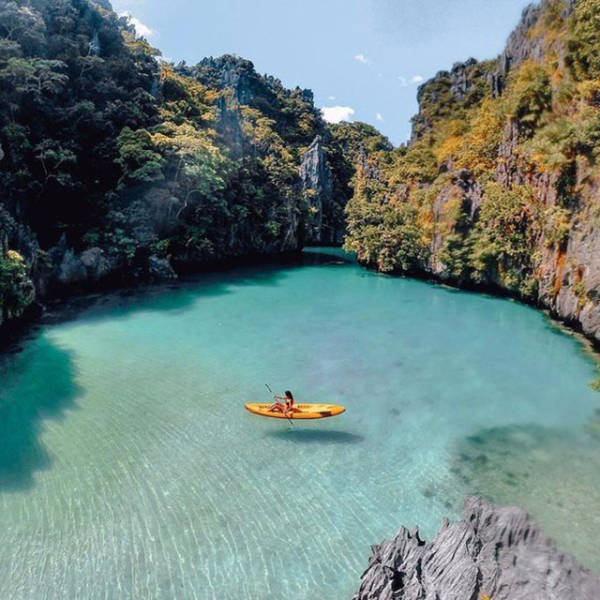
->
0, 3, 367, 328
345, 0, 600, 346
300, 135, 335, 243
193, 57, 351, 246
353, 497, 600, 600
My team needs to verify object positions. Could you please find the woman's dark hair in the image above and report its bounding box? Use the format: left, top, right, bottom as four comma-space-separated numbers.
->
284, 390, 294, 400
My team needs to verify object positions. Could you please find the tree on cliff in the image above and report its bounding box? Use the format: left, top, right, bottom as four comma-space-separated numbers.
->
343, 0, 600, 332
1, 0, 384, 326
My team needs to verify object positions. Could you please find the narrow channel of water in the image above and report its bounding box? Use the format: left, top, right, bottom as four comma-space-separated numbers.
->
1, 248, 599, 599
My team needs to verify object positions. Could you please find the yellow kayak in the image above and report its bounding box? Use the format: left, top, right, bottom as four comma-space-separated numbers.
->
245, 403, 346, 420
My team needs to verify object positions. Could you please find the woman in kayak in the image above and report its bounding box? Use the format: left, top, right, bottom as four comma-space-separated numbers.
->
269, 390, 295, 415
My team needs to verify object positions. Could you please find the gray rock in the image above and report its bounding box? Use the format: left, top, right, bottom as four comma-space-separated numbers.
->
196, 55, 262, 105
491, 1, 554, 97
353, 497, 600, 600
148, 255, 177, 280
215, 94, 245, 156
412, 59, 495, 140
449, 58, 478, 101
47, 236, 87, 287
89, 30, 100, 56
500, 4, 545, 76
55, 249, 87, 286
80, 247, 116, 282
300, 135, 333, 244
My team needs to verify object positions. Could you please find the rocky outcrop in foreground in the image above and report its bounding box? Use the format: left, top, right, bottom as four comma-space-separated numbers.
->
353, 497, 600, 600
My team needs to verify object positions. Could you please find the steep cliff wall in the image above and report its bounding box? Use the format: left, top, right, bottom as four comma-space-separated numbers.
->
0, 1, 389, 328
345, 0, 600, 345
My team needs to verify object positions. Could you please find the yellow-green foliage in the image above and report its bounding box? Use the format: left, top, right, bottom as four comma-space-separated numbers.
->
463, 100, 505, 174
344, 162, 429, 272
344, 198, 429, 273
568, 0, 600, 80
412, 59, 493, 142
159, 65, 218, 124
115, 65, 227, 220
390, 142, 438, 184
505, 61, 553, 128
240, 105, 298, 190
543, 205, 571, 246
115, 127, 164, 186
428, 106, 501, 176
523, 116, 578, 171
0, 250, 34, 319
436, 182, 541, 295
433, 119, 469, 165
151, 68, 226, 198
523, 97, 600, 172
344, 0, 600, 300
423, 60, 555, 173
469, 182, 539, 293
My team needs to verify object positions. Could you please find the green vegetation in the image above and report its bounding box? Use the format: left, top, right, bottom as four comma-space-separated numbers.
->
0, 250, 34, 323
0, 0, 159, 243
326, 122, 393, 239
345, 184, 429, 273
469, 182, 539, 295
568, 0, 600, 80
3, 0, 599, 332
344, 0, 600, 302
1, 1, 388, 323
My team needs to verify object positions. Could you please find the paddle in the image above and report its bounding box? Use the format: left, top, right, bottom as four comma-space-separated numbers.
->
265, 383, 293, 426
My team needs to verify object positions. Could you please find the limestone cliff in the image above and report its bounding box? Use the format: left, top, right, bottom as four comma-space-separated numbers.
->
0, 3, 373, 327
300, 135, 335, 243
353, 497, 600, 600
344, 0, 600, 346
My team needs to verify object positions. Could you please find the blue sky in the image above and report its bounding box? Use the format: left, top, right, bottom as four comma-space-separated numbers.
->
112, 0, 532, 144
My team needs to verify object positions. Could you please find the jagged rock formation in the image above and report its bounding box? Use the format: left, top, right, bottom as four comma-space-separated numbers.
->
412, 58, 496, 140
345, 0, 600, 346
300, 135, 334, 243
353, 497, 600, 600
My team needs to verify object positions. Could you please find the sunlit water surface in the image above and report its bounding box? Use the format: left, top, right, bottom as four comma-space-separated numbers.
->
1, 248, 599, 599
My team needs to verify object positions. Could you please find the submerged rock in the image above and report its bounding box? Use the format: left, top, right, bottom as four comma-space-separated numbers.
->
450, 424, 600, 571
352, 496, 600, 600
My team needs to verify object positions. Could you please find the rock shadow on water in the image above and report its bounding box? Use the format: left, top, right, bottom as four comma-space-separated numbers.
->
265, 428, 364, 444
449, 422, 600, 572
300, 248, 355, 267
42, 261, 293, 327
0, 337, 83, 492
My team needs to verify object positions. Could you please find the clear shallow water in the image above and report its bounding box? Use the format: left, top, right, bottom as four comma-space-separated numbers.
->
1, 248, 599, 599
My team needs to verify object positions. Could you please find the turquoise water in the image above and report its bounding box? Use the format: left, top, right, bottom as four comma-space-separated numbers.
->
1, 248, 599, 599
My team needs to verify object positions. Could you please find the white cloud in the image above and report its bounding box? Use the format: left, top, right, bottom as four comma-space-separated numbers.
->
120, 12, 154, 38
354, 54, 369, 64
376, 113, 384, 122
321, 106, 355, 124
411, 75, 424, 84
113, 0, 146, 5
328, 95, 336, 101
398, 76, 408, 86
